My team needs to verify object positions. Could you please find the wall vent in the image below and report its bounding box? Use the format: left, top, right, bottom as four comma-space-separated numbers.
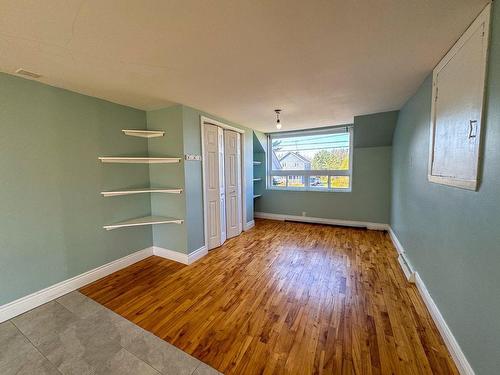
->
15, 68, 42, 79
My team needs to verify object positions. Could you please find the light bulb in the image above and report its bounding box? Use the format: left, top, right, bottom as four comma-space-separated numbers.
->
274, 109, 282, 130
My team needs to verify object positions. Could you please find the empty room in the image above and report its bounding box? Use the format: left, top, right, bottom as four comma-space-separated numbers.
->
1, 1, 499, 374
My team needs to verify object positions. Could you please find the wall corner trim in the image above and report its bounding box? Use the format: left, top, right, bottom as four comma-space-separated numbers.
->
254, 212, 389, 231
0, 247, 154, 323
388, 228, 475, 375
153, 245, 208, 265
188, 245, 208, 264
244, 220, 255, 231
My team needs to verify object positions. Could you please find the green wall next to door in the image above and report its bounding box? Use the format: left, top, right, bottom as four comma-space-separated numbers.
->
147, 106, 188, 253
145, 105, 256, 254
0, 74, 258, 305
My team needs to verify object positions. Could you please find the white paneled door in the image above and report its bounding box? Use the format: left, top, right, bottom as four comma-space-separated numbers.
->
218, 126, 227, 245
203, 122, 244, 251
203, 124, 226, 250
224, 130, 242, 239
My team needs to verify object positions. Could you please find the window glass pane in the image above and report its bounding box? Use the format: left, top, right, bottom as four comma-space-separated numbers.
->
271, 131, 350, 171
309, 176, 328, 188
287, 176, 305, 188
330, 176, 350, 189
271, 176, 286, 187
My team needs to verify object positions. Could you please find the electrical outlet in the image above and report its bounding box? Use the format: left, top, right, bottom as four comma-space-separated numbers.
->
302, 212, 306, 217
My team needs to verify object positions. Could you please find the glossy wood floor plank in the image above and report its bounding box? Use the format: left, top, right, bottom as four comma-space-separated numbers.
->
81, 219, 458, 375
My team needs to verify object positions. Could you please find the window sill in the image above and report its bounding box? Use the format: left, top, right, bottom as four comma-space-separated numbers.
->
266, 187, 352, 193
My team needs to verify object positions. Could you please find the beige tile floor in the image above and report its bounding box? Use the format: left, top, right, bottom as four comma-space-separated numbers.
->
0, 291, 221, 375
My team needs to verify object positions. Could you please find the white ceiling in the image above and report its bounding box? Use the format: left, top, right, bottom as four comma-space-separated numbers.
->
0, 0, 489, 132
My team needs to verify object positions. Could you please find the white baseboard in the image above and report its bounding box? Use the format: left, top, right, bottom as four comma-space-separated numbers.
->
153, 246, 189, 264
153, 245, 208, 265
0, 246, 154, 323
414, 273, 475, 375
0, 244, 211, 323
244, 220, 255, 231
188, 245, 208, 264
388, 227, 405, 255
254, 212, 389, 231
389, 228, 474, 375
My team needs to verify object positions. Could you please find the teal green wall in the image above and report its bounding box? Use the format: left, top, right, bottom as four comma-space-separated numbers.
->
253, 130, 267, 152
0, 72, 152, 305
255, 112, 397, 224
182, 107, 205, 253
255, 146, 392, 223
0, 72, 257, 306
391, 4, 500, 374
354, 111, 399, 147
147, 106, 188, 253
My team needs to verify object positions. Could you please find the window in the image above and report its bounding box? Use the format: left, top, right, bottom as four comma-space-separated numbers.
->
268, 126, 352, 192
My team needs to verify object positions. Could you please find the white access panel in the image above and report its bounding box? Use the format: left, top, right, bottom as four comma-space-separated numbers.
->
428, 4, 490, 190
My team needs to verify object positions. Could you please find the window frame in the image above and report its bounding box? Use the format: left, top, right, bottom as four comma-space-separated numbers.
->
267, 126, 353, 192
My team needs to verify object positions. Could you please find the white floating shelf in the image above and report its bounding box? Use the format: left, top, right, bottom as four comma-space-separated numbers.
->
253, 178, 262, 182
103, 215, 183, 231
253, 194, 262, 198
253, 161, 262, 165
122, 129, 165, 138
99, 157, 181, 164
101, 188, 183, 197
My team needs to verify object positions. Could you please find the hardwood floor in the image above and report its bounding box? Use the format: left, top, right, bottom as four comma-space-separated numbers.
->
81, 219, 458, 375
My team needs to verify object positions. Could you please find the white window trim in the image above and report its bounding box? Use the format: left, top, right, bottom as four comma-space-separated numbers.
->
267, 126, 353, 192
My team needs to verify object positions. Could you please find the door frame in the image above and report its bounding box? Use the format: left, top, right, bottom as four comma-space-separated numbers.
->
200, 116, 246, 250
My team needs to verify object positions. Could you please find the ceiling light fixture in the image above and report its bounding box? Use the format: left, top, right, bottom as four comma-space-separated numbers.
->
275, 109, 282, 130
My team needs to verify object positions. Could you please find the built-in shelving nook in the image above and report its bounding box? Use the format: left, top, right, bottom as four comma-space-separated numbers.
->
100, 128, 183, 230
103, 216, 184, 231
253, 132, 266, 199
122, 129, 165, 138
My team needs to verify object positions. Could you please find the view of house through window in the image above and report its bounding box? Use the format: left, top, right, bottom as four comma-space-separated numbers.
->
268, 127, 352, 191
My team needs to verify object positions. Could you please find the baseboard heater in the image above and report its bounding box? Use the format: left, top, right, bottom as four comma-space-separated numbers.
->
398, 252, 415, 282
254, 212, 388, 231
283, 218, 368, 229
